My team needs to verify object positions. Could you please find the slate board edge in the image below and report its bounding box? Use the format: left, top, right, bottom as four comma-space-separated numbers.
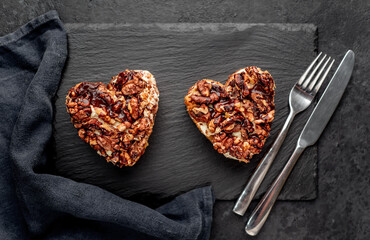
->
64, 22, 317, 33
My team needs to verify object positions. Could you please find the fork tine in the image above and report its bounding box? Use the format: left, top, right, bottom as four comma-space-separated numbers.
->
301, 54, 327, 89
311, 59, 335, 95
307, 57, 331, 91
297, 52, 322, 85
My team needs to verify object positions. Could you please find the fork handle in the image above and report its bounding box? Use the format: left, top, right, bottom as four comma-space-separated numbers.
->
245, 145, 305, 236
233, 110, 296, 216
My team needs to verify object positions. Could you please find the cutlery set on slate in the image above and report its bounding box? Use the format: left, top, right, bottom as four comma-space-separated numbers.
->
233, 50, 355, 235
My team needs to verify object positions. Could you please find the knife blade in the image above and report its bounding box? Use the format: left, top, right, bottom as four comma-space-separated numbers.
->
245, 50, 355, 236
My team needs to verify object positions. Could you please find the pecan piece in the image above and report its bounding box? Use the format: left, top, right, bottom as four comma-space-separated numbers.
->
197, 80, 212, 96
190, 95, 212, 104
122, 83, 143, 95
128, 97, 139, 120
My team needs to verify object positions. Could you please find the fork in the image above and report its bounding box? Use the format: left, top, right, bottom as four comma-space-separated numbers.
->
233, 52, 335, 216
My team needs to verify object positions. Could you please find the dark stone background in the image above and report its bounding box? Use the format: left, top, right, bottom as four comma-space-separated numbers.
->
1, 1, 369, 239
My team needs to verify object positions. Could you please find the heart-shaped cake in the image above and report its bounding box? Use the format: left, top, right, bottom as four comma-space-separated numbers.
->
184, 67, 275, 163
66, 70, 159, 167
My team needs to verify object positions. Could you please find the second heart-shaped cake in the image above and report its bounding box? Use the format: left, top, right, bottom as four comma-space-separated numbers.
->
66, 70, 159, 167
184, 67, 275, 163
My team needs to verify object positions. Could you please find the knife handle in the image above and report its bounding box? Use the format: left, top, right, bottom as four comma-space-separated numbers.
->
245, 145, 305, 236
233, 110, 296, 216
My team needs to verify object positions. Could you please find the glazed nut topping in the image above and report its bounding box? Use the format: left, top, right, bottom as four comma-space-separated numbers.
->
184, 66, 275, 163
66, 70, 159, 167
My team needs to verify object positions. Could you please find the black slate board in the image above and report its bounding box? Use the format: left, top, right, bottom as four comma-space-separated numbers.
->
53, 23, 318, 203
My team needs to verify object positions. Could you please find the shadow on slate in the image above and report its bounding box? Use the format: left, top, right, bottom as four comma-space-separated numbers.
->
53, 23, 318, 204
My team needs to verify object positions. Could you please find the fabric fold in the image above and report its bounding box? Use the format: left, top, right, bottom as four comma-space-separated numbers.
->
0, 11, 214, 240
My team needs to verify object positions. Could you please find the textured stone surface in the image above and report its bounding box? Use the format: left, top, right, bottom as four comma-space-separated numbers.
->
1, 1, 369, 239
53, 23, 317, 202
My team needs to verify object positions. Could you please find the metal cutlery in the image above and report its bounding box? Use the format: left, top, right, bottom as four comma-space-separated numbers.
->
233, 52, 335, 216
245, 50, 355, 236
